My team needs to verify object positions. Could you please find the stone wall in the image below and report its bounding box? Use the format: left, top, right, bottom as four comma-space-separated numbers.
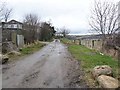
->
81, 39, 93, 49
92, 40, 102, 51
103, 47, 119, 59
80, 39, 119, 59
80, 39, 102, 51
74, 40, 80, 45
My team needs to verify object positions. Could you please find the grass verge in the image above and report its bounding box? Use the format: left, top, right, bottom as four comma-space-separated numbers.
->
61, 38, 119, 88
8, 42, 46, 61
20, 43, 45, 55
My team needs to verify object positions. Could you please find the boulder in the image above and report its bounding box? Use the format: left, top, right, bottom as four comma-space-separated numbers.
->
2, 42, 18, 54
2, 55, 9, 64
7, 51, 21, 56
92, 65, 113, 79
97, 75, 119, 88
0, 53, 9, 64
27, 45, 32, 48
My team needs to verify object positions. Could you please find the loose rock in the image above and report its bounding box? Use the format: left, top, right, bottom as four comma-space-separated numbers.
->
97, 75, 119, 88
92, 65, 113, 79
7, 51, 21, 56
0, 53, 9, 64
2, 42, 18, 53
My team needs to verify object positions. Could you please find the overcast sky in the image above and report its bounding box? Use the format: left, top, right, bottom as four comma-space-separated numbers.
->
4, 0, 120, 35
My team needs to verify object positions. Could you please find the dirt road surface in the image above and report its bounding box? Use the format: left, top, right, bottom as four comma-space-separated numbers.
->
2, 40, 88, 88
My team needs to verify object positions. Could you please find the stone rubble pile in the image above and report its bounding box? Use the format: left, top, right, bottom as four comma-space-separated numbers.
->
92, 65, 119, 88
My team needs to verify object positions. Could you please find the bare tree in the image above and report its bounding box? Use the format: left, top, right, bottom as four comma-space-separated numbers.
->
0, 0, 5, 21
60, 26, 70, 37
0, 1, 12, 22
23, 13, 40, 44
89, 0, 120, 39
3, 8, 12, 22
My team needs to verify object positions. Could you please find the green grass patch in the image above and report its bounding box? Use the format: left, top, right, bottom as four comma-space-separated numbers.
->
7, 42, 46, 62
69, 45, 118, 74
20, 43, 45, 55
61, 38, 119, 87
8, 42, 46, 62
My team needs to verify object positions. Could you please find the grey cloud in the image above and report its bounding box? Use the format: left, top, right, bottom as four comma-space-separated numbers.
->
6, 0, 119, 34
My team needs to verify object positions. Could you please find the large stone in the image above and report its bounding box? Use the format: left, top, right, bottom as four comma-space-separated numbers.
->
92, 65, 113, 79
0, 53, 9, 64
7, 51, 21, 56
97, 75, 119, 88
2, 42, 18, 54
2, 55, 9, 64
